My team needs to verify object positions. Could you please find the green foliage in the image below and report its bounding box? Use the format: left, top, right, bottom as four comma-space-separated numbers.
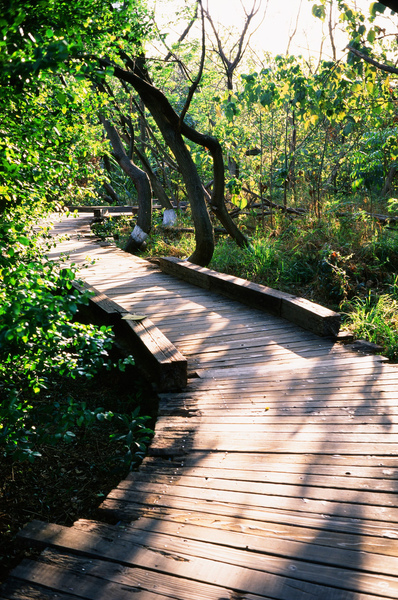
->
0, 208, 125, 461
91, 215, 133, 241
0, 0, 150, 88
110, 407, 154, 470
342, 285, 398, 361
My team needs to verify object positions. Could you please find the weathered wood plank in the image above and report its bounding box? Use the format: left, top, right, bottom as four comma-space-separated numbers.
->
155, 414, 398, 426
157, 257, 341, 337
71, 281, 187, 391
16, 521, 398, 599
154, 420, 398, 435
137, 459, 398, 493
73, 516, 398, 570
7, 553, 273, 600
101, 481, 398, 523
0, 578, 83, 600
9, 560, 180, 600
149, 438, 398, 455
98, 492, 398, 538
116, 471, 398, 508
127, 465, 398, 493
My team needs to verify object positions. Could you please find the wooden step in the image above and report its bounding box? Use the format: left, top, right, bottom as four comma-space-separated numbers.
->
73, 281, 187, 391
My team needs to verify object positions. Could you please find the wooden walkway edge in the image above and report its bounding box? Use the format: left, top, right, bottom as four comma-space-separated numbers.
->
74, 280, 187, 390
2, 211, 398, 600
156, 256, 341, 338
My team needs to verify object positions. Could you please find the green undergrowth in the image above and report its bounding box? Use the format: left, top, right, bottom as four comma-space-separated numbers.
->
92, 208, 196, 257
0, 206, 155, 465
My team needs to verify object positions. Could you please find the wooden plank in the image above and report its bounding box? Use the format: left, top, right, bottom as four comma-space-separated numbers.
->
155, 414, 398, 426
71, 281, 187, 391
9, 550, 273, 600
154, 420, 398, 435
141, 452, 398, 473
16, 521, 398, 599
128, 465, 398, 493
0, 578, 83, 600
160, 381, 398, 397
141, 453, 398, 482
9, 559, 180, 600
120, 319, 187, 391
76, 515, 398, 556
165, 327, 321, 345
11, 552, 269, 600
116, 472, 398, 508
149, 438, 398, 455
175, 334, 336, 352
192, 355, 388, 381
101, 480, 398, 524
72, 279, 127, 324
74, 516, 398, 570
157, 257, 341, 337
98, 492, 398, 539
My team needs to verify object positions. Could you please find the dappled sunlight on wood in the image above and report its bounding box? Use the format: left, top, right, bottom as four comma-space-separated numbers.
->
6, 211, 398, 600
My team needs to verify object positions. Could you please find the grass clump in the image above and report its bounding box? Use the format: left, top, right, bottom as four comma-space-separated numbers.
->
342, 277, 398, 361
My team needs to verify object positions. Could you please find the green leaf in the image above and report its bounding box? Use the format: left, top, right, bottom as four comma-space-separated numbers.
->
370, 2, 386, 17
56, 92, 67, 104
367, 29, 376, 44
312, 4, 326, 20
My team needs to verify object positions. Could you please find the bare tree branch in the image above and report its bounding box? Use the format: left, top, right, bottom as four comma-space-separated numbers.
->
164, 1, 199, 62
286, 0, 302, 55
347, 45, 398, 75
178, 0, 206, 129
204, 0, 264, 91
328, 0, 337, 61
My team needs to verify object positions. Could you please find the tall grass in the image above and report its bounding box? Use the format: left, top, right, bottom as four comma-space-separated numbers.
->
342, 277, 398, 361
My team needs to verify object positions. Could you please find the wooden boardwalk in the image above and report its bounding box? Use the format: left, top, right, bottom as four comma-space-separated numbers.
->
3, 212, 398, 599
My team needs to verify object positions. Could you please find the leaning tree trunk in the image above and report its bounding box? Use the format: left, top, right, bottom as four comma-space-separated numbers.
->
101, 117, 152, 251
103, 181, 120, 204
108, 64, 215, 266
182, 121, 250, 249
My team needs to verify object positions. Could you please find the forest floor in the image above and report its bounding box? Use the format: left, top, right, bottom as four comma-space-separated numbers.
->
0, 366, 158, 585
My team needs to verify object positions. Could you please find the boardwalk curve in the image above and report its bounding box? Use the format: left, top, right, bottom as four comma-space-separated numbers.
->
2, 212, 398, 600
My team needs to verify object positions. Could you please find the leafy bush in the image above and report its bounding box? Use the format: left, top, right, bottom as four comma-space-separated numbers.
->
0, 209, 147, 461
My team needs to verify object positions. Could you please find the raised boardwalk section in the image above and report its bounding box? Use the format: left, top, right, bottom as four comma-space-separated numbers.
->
2, 212, 398, 600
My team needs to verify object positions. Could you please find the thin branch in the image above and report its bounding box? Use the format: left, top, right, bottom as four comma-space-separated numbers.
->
164, 1, 199, 62
328, 0, 337, 61
286, 0, 302, 56
178, 0, 206, 129
205, 0, 263, 90
347, 45, 398, 75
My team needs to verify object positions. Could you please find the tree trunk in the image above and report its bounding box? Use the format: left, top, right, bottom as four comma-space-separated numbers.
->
381, 163, 397, 197
103, 182, 120, 204
101, 117, 152, 251
108, 63, 214, 266
134, 146, 173, 210
182, 121, 250, 249
135, 146, 177, 227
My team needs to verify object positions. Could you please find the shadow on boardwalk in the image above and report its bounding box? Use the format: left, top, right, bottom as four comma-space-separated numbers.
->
3, 212, 398, 600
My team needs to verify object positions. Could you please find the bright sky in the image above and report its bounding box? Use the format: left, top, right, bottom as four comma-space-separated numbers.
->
151, 0, 398, 60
